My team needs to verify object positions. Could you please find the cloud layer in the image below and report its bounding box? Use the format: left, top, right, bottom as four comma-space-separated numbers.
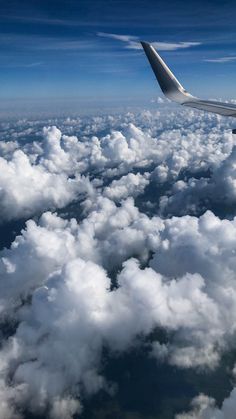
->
1, 107, 236, 418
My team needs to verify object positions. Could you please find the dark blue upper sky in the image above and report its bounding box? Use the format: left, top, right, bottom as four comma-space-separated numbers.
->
2, 0, 236, 105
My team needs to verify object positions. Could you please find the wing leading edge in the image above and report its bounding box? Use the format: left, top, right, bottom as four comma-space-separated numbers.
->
141, 41, 236, 118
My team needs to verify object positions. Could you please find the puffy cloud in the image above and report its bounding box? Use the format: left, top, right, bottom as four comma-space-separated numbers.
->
0, 140, 19, 158
159, 144, 236, 217
0, 149, 82, 221
0, 125, 101, 221
40, 126, 70, 173
0, 109, 235, 222
2, 204, 236, 415
0, 256, 217, 417
176, 390, 236, 419
103, 172, 150, 201
0, 197, 163, 313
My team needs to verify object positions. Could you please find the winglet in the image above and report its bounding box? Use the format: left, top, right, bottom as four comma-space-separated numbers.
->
140, 41, 195, 104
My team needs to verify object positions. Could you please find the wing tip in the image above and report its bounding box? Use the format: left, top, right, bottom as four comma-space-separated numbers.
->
140, 41, 151, 49
140, 40, 193, 104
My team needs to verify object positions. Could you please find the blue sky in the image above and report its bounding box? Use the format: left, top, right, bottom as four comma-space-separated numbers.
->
2, 0, 236, 105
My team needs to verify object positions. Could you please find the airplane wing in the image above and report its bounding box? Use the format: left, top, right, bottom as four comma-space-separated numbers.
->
141, 41, 236, 118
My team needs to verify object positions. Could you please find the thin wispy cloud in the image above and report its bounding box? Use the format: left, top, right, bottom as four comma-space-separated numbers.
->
1, 14, 96, 27
205, 56, 236, 63
24, 61, 43, 67
0, 34, 97, 51
0, 61, 43, 69
97, 32, 201, 51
